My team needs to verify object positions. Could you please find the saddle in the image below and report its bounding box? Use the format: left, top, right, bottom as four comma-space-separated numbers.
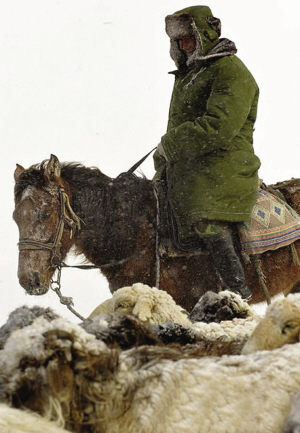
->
239, 187, 300, 256
154, 180, 300, 260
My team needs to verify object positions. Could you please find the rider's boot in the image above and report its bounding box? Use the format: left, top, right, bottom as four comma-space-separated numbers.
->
203, 229, 252, 301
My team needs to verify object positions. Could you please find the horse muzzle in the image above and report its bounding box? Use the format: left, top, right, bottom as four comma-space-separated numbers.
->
18, 271, 50, 296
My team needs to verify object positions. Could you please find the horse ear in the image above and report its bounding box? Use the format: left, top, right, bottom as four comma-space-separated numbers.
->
14, 164, 25, 182
44, 154, 61, 182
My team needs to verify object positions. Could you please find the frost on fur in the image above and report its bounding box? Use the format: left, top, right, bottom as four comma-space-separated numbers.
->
1, 315, 300, 433
88, 284, 259, 343
88, 283, 192, 326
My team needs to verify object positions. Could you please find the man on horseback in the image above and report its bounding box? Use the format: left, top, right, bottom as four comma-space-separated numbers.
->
153, 6, 261, 300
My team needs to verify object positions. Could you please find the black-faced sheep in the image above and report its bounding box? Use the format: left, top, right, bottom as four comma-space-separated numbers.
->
0, 286, 258, 365
88, 284, 259, 343
188, 289, 257, 323
1, 316, 300, 433
0, 304, 246, 356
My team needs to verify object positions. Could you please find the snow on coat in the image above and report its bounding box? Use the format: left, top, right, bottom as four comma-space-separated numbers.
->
153, 6, 261, 239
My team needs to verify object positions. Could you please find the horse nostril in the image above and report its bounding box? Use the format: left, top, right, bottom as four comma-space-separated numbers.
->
30, 272, 41, 288
18, 271, 49, 295
34, 272, 41, 287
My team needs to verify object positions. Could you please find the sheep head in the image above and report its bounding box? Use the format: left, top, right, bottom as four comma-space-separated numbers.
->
242, 298, 300, 354
89, 284, 191, 326
112, 285, 160, 324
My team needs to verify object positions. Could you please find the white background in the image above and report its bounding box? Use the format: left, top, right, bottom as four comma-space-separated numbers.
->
0, 0, 298, 323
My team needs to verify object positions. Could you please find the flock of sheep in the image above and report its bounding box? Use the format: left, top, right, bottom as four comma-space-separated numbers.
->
1, 283, 300, 432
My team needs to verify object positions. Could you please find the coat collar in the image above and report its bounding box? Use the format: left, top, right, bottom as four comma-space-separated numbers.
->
168, 38, 237, 76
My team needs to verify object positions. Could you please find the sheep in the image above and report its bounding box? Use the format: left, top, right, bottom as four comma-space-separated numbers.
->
0, 287, 258, 351
242, 293, 300, 354
188, 289, 257, 323
1, 315, 300, 433
80, 313, 162, 349
88, 283, 192, 326
88, 284, 259, 343
0, 404, 69, 433
82, 310, 246, 354
0, 289, 256, 356
0, 305, 59, 349
88, 284, 257, 325
0, 304, 246, 356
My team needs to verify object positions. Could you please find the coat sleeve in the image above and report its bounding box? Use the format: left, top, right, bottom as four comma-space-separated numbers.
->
152, 148, 166, 181
161, 60, 258, 163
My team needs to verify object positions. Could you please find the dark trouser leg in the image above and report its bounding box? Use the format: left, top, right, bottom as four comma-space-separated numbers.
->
198, 227, 252, 301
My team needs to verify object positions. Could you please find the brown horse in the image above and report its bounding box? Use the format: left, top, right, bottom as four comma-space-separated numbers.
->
13, 154, 300, 311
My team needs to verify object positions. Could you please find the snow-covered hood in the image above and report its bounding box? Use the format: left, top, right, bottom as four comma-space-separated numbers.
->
165, 5, 237, 69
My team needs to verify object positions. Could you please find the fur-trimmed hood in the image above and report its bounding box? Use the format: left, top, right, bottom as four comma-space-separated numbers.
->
165, 5, 237, 69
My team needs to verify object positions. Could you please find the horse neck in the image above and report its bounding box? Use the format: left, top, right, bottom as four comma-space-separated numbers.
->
62, 167, 156, 266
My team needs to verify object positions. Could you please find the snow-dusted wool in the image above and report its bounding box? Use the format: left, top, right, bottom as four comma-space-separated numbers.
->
88, 283, 192, 326
1, 316, 300, 433
189, 289, 257, 323
0, 404, 69, 433
89, 284, 259, 342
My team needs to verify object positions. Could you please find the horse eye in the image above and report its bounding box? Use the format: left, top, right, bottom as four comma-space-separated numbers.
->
40, 212, 51, 221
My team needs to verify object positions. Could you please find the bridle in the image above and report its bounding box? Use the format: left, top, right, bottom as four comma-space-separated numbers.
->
16, 178, 160, 322
17, 148, 157, 265
18, 185, 81, 268
17, 184, 85, 320
16, 150, 160, 321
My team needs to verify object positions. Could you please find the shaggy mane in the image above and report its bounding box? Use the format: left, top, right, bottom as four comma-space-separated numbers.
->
14, 161, 152, 201
14, 161, 114, 202
14, 159, 156, 266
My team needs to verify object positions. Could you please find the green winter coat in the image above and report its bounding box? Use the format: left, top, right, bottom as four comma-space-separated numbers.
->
153, 6, 261, 239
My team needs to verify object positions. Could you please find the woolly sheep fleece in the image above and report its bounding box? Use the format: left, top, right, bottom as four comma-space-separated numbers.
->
88, 283, 192, 325
88, 283, 259, 341
243, 294, 300, 354
0, 404, 69, 433
1, 311, 300, 433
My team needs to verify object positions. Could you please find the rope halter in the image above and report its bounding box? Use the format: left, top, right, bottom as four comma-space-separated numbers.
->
18, 185, 81, 268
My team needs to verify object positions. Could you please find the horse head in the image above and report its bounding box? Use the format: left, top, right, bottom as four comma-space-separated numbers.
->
13, 154, 80, 295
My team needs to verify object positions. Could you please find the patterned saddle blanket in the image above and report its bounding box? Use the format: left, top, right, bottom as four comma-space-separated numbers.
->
239, 189, 300, 256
